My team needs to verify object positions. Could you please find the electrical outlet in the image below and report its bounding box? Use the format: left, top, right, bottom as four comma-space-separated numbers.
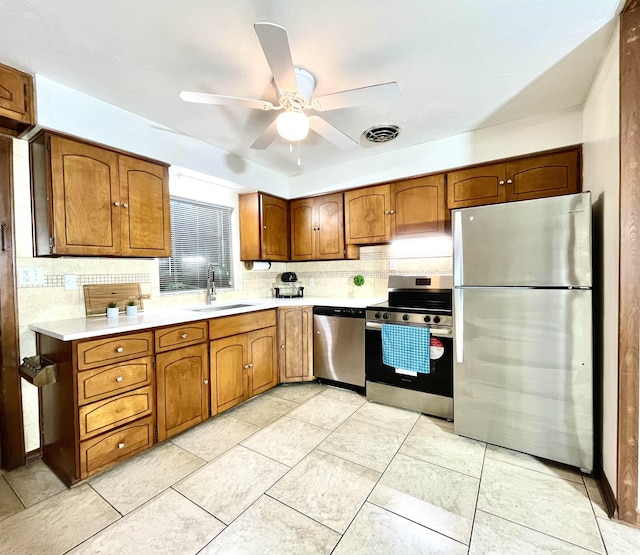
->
64, 274, 77, 290
19, 267, 45, 287
389, 260, 397, 271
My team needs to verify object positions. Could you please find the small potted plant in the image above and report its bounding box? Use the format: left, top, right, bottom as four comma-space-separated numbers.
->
106, 302, 119, 318
126, 298, 138, 317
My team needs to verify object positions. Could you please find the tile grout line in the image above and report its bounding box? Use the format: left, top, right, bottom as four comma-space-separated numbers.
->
467, 437, 488, 554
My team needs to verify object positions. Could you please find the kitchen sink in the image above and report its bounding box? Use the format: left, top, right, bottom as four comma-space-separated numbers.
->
188, 303, 254, 313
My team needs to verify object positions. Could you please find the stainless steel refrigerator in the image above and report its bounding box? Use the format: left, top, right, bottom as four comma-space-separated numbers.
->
452, 192, 593, 472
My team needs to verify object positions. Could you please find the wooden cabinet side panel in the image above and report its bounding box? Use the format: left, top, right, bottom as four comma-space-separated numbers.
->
239, 193, 261, 260
261, 194, 290, 260
49, 135, 121, 255
119, 156, 171, 256
210, 336, 247, 413
392, 175, 447, 238
506, 149, 580, 202
316, 193, 345, 259
344, 185, 390, 244
156, 344, 209, 441
248, 327, 278, 396
446, 163, 506, 209
30, 133, 53, 256
301, 307, 314, 381
290, 198, 314, 260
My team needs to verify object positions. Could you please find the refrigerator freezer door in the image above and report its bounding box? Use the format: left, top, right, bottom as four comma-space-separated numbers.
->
453, 192, 591, 287
453, 287, 593, 471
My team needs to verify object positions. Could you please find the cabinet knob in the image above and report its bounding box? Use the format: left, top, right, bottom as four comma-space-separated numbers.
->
123, 203, 129, 208
243, 364, 249, 369
384, 210, 390, 215
181, 333, 188, 339
118, 442, 125, 449
506, 179, 513, 184
116, 347, 124, 353
281, 344, 285, 349
389, 210, 395, 214
113, 201, 120, 207
263, 225, 267, 229
203, 379, 209, 385
499, 180, 505, 185
116, 376, 123, 382
249, 363, 253, 368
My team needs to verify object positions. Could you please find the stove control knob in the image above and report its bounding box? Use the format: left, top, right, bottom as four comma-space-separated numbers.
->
382, 313, 390, 320
374, 312, 381, 319
402, 314, 410, 321
423, 315, 431, 323
433, 316, 441, 324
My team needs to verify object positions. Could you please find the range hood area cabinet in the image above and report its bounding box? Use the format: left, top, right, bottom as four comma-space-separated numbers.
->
344, 174, 448, 245
30, 131, 171, 257
239, 192, 290, 261
446, 147, 581, 210
0, 62, 35, 137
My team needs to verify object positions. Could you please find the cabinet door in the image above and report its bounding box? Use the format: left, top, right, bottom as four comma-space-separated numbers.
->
248, 327, 278, 396
290, 197, 315, 261
506, 149, 580, 202
278, 307, 313, 383
315, 193, 346, 259
156, 344, 209, 441
49, 135, 121, 255
261, 194, 290, 260
210, 335, 248, 413
446, 163, 506, 209
344, 185, 391, 244
0, 63, 32, 124
119, 155, 171, 257
392, 175, 447, 238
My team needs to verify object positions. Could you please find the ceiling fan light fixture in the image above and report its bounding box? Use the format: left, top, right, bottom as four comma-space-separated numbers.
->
276, 110, 309, 142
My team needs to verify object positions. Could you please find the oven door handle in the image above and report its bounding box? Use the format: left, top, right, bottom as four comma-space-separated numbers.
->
365, 321, 453, 337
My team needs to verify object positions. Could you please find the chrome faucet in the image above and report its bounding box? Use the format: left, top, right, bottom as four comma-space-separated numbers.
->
206, 263, 216, 304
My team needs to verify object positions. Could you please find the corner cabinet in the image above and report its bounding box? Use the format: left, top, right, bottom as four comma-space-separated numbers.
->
278, 307, 314, 383
447, 147, 581, 209
0, 62, 35, 137
209, 310, 278, 415
239, 192, 289, 261
30, 131, 171, 257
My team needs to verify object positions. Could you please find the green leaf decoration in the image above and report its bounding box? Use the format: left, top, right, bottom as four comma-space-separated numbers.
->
353, 274, 365, 287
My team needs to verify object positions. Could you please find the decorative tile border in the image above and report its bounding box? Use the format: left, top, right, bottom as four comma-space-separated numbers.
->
18, 273, 152, 289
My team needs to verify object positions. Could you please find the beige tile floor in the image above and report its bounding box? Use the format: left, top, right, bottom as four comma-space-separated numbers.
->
1, 382, 640, 554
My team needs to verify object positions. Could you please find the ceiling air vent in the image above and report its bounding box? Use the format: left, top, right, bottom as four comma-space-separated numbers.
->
362, 124, 401, 143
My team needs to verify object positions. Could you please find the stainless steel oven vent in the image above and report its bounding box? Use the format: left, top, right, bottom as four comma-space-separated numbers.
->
362, 124, 401, 143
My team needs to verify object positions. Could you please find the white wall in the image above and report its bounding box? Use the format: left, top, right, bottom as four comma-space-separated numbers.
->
582, 22, 619, 495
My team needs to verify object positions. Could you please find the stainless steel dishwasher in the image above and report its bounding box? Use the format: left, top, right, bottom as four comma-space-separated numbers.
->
313, 306, 366, 390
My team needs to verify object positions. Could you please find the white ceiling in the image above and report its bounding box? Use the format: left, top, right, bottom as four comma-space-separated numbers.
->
0, 1, 620, 177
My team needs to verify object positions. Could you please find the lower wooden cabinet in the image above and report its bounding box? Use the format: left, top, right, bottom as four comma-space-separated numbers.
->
156, 343, 210, 441
248, 327, 278, 396
278, 307, 314, 383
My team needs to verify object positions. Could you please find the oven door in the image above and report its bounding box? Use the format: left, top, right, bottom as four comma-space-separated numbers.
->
365, 322, 453, 397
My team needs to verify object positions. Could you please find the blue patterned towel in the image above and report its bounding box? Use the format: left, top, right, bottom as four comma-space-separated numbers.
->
382, 324, 431, 374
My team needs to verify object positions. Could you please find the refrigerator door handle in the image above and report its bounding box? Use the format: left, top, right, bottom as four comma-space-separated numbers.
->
453, 210, 463, 286
454, 288, 464, 363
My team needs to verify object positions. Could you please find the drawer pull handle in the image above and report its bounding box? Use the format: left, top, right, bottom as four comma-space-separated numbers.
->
118, 442, 125, 449
116, 376, 123, 382
116, 347, 124, 353
181, 333, 188, 339
204, 379, 209, 385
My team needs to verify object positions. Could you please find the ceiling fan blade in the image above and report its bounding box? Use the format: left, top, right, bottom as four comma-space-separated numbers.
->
254, 22, 298, 94
312, 82, 401, 111
309, 116, 358, 151
250, 118, 279, 150
180, 91, 275, 111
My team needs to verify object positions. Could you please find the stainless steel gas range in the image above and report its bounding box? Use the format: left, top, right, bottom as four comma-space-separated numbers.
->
365, 275, 453, 419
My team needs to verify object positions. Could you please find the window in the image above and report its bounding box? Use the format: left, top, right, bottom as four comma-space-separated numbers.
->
159, 198, 233, 293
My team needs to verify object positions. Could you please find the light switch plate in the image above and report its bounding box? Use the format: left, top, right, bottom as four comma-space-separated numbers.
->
64, 274, 77, 290
389, 260, 397, 270
18, 267, 45, 286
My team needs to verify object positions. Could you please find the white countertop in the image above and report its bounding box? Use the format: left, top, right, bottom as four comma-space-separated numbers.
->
28, 297, 385, 341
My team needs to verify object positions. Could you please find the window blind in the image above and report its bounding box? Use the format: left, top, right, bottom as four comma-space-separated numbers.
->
159, 198, 233, 293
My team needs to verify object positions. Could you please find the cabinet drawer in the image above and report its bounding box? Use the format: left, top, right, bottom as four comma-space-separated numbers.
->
79, 416, 154, 479
79, 385, 154, 440
76, 332, 153, 370
155, 321, 207, 353
77, 356, 153, 406
209, 309, 277, 340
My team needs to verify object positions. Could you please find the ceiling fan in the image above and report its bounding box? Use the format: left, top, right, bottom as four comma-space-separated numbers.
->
180, 22, 401, 151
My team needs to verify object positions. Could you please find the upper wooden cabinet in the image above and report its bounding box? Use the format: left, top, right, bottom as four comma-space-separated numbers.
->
291, 192, 348, 260
239, 192, 289, 261
0, 62, 35, 137
447, 147, 581, 209
30, 131, 171, 257
391, 175, 448, 239
344, 184, 392, 244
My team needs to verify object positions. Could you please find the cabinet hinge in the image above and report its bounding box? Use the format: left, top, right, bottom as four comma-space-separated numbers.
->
48, 237, 55, 253
153, 359, 156, 370
23, 83, 28, 111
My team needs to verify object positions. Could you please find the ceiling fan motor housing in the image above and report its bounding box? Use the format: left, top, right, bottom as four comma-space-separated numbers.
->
279, 68, 316, 108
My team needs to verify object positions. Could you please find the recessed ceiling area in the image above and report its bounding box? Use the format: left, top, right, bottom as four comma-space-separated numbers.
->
0, 0, 621, 178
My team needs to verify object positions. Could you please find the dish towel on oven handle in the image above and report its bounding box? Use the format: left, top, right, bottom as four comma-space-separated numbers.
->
381, 324, 431, 374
